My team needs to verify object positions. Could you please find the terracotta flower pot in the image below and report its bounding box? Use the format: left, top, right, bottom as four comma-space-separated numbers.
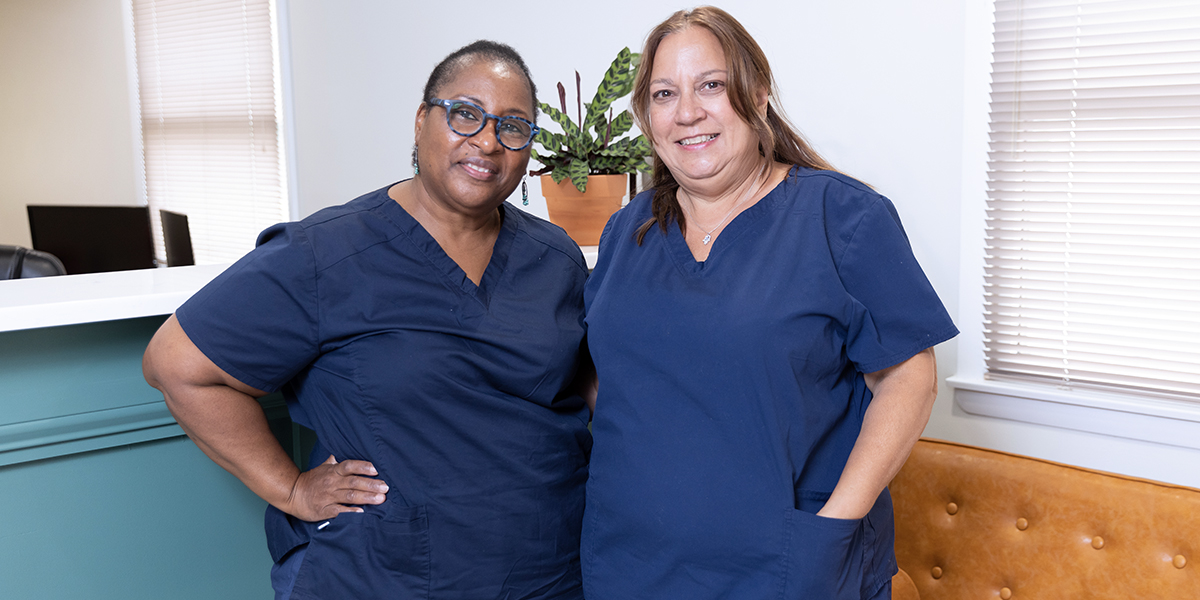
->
541, 174, 627, 247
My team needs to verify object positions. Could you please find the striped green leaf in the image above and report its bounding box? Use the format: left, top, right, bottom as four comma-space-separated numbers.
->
629, 135, 651, 156
532, 148, 569, 172
590, 108, 608, 146
627, 155, 652, 173
590, 155, 621, 171
540, 104, 579, 137
606, 110, 634, 140
584, 47, 634, 132
595, 137, 634, 157
550, 164, 570, 184
567, 159, 590, 192
534, 131, 570, 157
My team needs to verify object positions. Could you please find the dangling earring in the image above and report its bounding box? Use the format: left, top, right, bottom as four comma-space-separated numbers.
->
411, 144, 419, 175
521, 178, 529, 206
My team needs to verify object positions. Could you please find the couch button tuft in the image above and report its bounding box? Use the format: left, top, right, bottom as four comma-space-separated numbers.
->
1000, 587, 1013, 599
1091, 536, 1105, 549
1174, 554, 1187, 569
1016, 518, 1028, 531
931, 566, 943, 579
946, 502, 958, 515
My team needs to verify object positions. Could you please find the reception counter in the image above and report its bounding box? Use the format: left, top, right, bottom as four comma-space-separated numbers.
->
0, 266, 278, 599
0, 263, 226, 334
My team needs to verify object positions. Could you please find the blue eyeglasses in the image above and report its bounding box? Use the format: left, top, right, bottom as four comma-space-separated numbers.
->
427, 98, 540, 151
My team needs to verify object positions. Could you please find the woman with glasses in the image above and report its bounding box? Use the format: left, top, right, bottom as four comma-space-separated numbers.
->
581, 7, 957, 600
144, 41, 590, 600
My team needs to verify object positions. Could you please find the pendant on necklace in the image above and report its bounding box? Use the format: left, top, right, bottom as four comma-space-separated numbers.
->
702, 234, 712, 245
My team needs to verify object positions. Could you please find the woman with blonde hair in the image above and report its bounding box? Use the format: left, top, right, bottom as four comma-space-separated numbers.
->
581, 7, 957, 599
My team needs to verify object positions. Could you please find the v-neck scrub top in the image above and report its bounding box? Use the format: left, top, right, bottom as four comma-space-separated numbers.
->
582, 167, 958, 600
176, 184, 591, 600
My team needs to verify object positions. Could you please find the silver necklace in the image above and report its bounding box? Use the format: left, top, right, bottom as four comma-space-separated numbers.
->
682, 171, 764, 245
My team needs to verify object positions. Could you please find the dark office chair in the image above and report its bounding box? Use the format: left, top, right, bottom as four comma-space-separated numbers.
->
1, 245, 67, 280
160, 209, 195, 267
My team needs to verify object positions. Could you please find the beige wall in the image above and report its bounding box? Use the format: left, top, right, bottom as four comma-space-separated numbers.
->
0, 0, 140, 248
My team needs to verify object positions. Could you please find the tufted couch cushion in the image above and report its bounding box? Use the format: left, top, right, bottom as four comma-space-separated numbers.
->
890, 438, 1198, 600
891, 567, 920, 600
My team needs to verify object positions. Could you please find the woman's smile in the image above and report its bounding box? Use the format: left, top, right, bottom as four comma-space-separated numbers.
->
676, 133, 719, 148
458, 157, 500, 180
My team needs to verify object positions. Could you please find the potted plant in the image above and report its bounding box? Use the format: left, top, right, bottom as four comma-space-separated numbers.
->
530, 47, 652, 246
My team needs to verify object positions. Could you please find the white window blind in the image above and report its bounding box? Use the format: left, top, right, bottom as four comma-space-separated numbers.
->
132, 0, 287, 265
985, 0, 1200, 401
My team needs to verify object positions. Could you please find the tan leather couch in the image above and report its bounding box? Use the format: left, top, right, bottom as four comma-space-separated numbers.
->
888, 438, 1199, 600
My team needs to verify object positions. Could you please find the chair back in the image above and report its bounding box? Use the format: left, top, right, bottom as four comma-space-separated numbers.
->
160, 209, 195, 267
0, 245, 67, 279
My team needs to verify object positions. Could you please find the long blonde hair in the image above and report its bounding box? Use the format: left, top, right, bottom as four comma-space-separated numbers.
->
631, 6, 836, 244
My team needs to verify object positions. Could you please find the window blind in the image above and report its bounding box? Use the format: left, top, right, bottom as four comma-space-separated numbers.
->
985, 0, 1200, 400
132, 0, 287, 265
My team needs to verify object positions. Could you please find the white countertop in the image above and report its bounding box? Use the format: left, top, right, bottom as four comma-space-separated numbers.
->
0, 264, 227, 333
0, 247, 598, 334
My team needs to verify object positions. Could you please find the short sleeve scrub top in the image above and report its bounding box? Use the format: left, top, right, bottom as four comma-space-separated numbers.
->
176, 184, 592, 600
582, 167, 958, 600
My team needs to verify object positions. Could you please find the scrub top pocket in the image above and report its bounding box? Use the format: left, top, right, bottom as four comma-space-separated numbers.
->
781, 508, 865, 600
289, 506, 432, 600
367, 505, 431, 596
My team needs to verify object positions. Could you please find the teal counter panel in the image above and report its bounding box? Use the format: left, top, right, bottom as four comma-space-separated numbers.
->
0, 317, 187, 466
0, 317, 168, 424
1, 316, 286, 597
0, 436, 273, 599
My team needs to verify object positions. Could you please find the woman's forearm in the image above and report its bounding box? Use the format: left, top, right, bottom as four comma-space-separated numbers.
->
159, 378, 303, 510
817, 347, 938, 520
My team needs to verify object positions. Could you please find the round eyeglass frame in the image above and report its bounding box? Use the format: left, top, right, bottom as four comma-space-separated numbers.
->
426, 98, 540, 151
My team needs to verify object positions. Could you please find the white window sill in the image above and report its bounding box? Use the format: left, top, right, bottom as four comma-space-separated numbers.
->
947, 375, 1200, 451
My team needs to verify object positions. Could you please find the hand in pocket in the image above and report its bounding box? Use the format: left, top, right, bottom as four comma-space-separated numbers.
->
782, 508, 865, 599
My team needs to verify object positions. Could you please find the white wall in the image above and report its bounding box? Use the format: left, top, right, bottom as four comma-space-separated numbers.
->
284, 0, 966, 331
0, 0, 141, 248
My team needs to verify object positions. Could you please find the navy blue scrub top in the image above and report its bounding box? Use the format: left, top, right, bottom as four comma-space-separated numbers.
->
177, 184, 591, 600
582, 167, 958, 600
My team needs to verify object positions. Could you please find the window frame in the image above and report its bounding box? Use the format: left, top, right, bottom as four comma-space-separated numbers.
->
126, 0, 298, 266
949, 0, 1200, 452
